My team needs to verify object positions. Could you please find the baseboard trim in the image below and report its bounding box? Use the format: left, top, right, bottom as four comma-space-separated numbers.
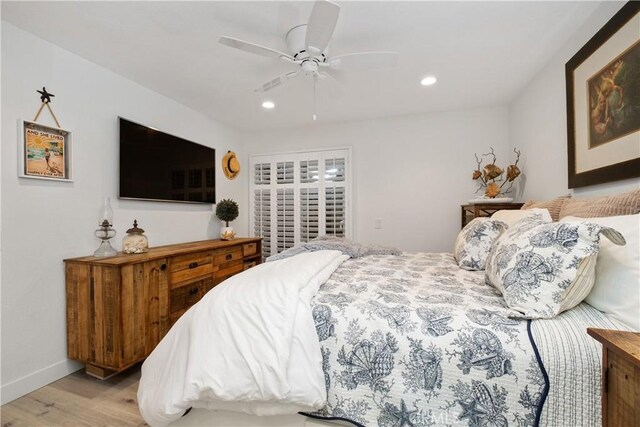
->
1, 359, 84, 405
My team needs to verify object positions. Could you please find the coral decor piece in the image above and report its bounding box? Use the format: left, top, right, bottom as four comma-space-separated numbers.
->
472, 148, 521, 198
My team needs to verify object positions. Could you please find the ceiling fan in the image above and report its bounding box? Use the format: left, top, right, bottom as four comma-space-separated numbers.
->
219, 0, 398, 120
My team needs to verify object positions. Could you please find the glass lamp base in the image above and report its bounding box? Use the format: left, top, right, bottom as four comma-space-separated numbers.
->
94, 239, 117, 257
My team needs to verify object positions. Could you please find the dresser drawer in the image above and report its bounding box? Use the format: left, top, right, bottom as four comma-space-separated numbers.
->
169, 251, 213, 284
212, 247, 243, 267
214, 261, 244, 285
244, 260, 258, 270
243, 242, 258, 257
169, 277, 214, 319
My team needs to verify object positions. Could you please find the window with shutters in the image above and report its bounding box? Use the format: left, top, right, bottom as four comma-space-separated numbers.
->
250, 148, 351, 257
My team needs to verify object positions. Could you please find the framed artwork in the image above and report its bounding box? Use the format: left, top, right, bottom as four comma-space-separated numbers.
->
19, 119, 73, 181
566, 1, 640, 188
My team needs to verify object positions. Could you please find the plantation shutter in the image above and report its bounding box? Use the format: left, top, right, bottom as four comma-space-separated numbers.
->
252, 163, 272, 258
324, 156, 346, 237
299, 157, 320, 242
250, 148, 351, 257
276, 188, 295, 252
300, 187, 319, 241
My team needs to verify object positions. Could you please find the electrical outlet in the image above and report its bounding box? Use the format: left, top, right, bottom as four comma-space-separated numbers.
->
375, 218, 382, 229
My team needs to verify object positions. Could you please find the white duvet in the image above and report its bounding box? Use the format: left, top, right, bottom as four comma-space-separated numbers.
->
137, 250, 349, 427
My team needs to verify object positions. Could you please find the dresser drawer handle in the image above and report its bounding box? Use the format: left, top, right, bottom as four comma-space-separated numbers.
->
225, 254, 233, 261
189, 262, 198, 269
189, 287, 198, 296
160, 263, 167, 271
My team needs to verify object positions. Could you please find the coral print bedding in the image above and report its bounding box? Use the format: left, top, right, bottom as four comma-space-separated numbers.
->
307, 253, 546, 427
485, 220, 625, 319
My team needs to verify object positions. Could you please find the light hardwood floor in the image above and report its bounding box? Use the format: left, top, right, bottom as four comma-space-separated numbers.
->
1, 365, 147, 426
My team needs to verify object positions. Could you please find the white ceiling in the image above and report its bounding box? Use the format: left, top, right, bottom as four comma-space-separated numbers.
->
2, 1, 602, 132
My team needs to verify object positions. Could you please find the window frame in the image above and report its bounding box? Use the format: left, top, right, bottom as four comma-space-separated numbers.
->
249, 147, 353, 256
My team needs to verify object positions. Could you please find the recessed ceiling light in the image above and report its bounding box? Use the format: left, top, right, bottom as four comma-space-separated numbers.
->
262, 101, 275, 109
420, 76, 437, 86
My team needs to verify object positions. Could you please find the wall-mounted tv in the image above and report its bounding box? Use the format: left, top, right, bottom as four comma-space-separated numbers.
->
119, 118, 215, 204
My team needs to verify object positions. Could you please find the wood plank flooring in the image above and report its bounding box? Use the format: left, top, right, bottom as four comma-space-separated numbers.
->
0, 367, 341, 427
1, 365, 146, 427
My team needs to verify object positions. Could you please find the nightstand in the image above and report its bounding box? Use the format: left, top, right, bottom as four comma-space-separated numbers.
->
460, 202, 524, 228
587, 328, 640, 427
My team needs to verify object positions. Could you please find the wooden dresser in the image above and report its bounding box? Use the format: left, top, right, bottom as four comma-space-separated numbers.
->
588, 328, 640, 427
65, 237, 262, 379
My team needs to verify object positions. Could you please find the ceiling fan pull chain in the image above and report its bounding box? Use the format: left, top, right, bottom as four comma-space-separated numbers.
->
313, 74, 317, 121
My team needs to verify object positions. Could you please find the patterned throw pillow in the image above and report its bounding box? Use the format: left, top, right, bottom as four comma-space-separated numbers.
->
454, 218, 507, 271
492, 208, 552, 227
521, 196, 571, 222
485, 220, 625, 319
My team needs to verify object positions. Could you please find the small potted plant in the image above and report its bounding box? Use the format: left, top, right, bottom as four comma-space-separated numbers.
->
216, 198, 239, 240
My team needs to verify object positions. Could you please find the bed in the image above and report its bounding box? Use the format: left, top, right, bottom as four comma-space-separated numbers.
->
139, 253, 625, 426
138, 248, 630, 427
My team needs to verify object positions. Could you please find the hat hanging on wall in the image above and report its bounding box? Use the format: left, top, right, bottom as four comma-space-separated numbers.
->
222, 151, 240, 180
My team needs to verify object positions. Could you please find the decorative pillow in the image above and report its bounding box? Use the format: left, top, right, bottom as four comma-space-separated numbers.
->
492, 208, 552, 227
521, 195, 570, 222
454, 217, 507, 271
485, 220, 626, 319
562, 214, 639, 330
559, 189, 640, 219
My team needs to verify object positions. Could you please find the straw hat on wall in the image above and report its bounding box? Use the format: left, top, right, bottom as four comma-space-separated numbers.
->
222, 151, 240, 180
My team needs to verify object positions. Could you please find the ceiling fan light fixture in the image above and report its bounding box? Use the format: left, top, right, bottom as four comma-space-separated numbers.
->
420, 76, 438, 86
219, 0, 399, 115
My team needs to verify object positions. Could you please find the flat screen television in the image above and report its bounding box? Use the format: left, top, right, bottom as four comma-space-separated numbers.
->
119, 118, 215, 204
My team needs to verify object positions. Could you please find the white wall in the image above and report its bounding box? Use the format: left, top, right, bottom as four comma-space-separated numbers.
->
509, 1, 639, 199
243, 107, 510, 252
0, 23, 248, 403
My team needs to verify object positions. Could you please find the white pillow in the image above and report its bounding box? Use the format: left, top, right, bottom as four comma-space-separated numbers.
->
561, 214, 639, 330
491, 208, 552, 227
454, 217, 507, 270
485, 220, 625, 319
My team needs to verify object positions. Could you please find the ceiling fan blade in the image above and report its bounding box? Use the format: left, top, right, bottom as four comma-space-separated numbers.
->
328, 52, 399, 70
219, 36, 294, 61
254, 71, 300, 92
318, 72, 344, 99
305, 0, 340, 54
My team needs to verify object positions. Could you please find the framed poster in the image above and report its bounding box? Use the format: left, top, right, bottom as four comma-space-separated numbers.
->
19, 119, 73, 181
566, 1, 640, 188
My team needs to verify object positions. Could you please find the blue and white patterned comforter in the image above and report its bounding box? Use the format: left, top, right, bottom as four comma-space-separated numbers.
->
307, 252, 546, 427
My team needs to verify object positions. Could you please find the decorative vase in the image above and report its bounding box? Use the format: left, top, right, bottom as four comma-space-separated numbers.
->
220, 226, 236, 240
